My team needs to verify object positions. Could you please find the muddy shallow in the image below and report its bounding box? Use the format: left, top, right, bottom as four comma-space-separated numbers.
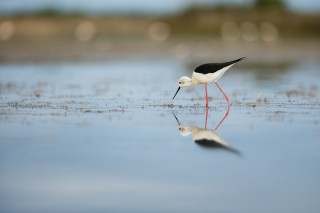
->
0, 57, 320, 212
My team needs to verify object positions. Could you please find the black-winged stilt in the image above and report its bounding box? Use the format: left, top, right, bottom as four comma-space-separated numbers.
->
173, 111, 239, 154
172, 57, 246, 107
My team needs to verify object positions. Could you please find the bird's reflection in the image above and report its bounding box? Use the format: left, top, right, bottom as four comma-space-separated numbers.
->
174, 107, 239, 154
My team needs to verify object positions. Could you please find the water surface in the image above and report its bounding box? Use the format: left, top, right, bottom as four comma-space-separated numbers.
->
0, 58, 319, 213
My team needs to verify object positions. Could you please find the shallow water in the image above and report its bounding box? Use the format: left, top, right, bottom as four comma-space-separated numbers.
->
0, 57, 320, 213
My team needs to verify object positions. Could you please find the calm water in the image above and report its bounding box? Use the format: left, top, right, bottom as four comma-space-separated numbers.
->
0, 58, 320, 213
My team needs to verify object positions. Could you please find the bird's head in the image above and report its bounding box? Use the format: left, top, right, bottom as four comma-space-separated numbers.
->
178, 125, 192, 136
178, 76, 192, 87
172, 76, 192, 100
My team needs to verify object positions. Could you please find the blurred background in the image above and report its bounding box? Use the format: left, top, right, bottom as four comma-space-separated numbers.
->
1, 1, 320, 213
0, 0, 319, 63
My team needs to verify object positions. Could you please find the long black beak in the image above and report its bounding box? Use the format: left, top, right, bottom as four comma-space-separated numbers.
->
172, 113, 180, 125
172, 87, 181, 100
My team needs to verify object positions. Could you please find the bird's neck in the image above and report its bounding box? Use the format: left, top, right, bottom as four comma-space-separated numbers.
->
186, 77, 194, 86
190, 79, 200, 86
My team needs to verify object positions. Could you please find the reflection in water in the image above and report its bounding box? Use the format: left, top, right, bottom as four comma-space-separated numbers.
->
174, 108, 239, 154
213, 95, 230, 131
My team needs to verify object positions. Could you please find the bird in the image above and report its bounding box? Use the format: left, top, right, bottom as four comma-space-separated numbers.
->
173, 112, 239, 154
172, 57, 246, 108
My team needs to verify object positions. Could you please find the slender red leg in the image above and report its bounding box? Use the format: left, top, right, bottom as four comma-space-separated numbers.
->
215, 82, 230, 109
214, 82, 230, 130
205, 83, 209, 108
205, 106, 208, 130
215, 104, 230, 130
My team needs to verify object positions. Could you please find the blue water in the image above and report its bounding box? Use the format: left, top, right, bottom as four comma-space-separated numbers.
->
0, 58, 320, 212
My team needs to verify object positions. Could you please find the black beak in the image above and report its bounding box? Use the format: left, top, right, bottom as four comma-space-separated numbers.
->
172, 113, 181, 125
172, 87, 181, 100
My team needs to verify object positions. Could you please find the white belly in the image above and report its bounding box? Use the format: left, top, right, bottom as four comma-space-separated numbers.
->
192, 64, 233, 84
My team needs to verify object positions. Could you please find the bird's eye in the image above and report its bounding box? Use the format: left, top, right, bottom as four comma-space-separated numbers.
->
179, 81, 182, 84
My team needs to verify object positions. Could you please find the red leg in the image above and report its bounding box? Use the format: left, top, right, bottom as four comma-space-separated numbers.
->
215, 82, 230, 109
214, 82, 230, 130
205, 83, 209, 108
205, 106, 208, 130
215, 104, 230, 130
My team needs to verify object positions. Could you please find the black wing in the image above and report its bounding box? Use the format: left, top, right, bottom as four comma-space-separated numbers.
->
195, 139, 227, 148
194, 57, 246, 74
194, 139, 240, 154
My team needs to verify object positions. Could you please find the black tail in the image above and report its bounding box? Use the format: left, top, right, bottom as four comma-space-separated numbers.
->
234, 57, 246, 63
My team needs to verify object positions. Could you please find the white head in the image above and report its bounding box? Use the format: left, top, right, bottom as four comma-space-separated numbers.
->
178, 125, 192, 136
172, 76, 192, 100
178, 76, 192, 87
